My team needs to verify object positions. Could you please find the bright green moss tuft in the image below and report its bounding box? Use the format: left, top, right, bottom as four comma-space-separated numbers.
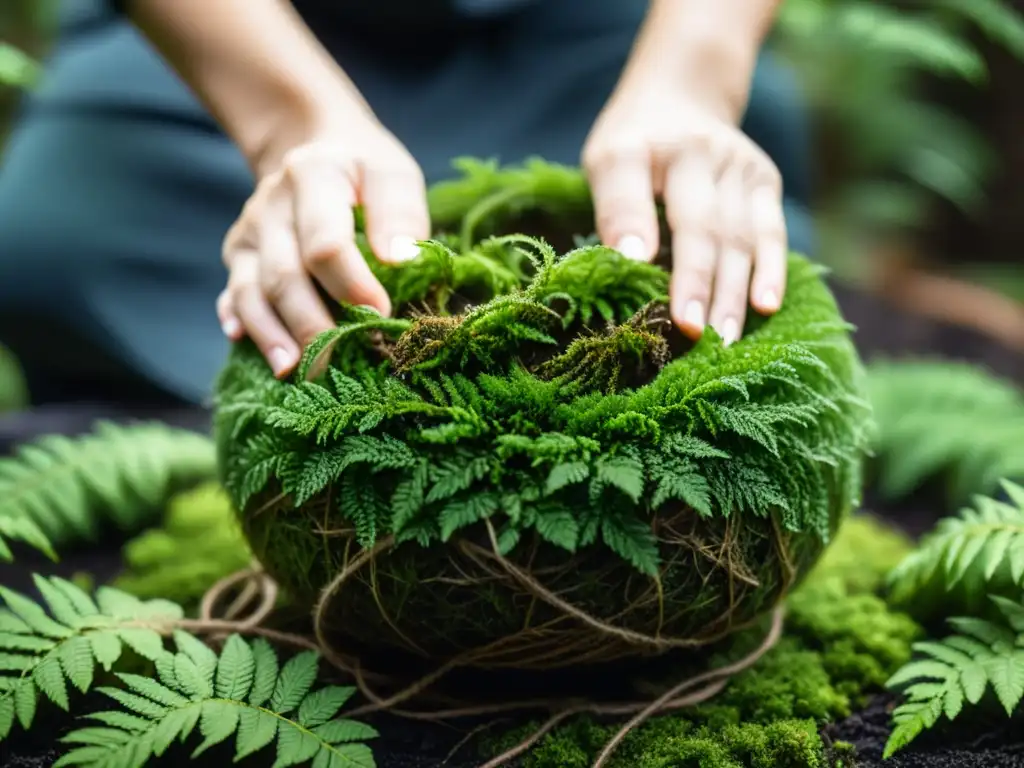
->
803, 513, 913, 595
113, 482, 252, 607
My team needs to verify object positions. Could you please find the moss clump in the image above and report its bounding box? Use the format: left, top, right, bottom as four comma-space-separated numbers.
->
214, 158, 871, 673
480, 515, 921, 767
495, 717, 827, 768
113, 483, 252, 607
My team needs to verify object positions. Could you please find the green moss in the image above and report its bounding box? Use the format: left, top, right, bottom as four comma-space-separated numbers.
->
491, 717, 826, 768
113, 482, 252, 608
803, 513, 913, 595
479, 515, 921, 767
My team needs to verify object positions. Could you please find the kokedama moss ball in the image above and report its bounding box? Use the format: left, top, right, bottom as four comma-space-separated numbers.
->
213, 159, 871, 672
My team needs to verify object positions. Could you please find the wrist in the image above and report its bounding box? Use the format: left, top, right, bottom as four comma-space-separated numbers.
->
618, 0, 772, 123
243, 83, 375, 179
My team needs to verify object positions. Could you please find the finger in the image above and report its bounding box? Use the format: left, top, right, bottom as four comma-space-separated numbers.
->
664, 153, 719, 338
216, 289, 244, 341
229, 250, 300, 378
584, 146, 659, 261
749, 183, 788, 314
708, 164, 754, 346
359, 163, 431, 265
258, 188, 337, 348
290, 162, 393, 316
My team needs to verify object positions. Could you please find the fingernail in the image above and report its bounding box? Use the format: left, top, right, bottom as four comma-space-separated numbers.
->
760, 289, 779, 311
683, 300, 705, 330
268, 347, 296, 376
221, 317, 241, 339
389, 235, 421, 263
720, 317, 740, 346
616, 234, 647, 261
355, 304, 382, 315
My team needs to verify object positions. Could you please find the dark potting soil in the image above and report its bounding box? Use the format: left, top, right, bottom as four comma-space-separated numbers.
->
3, 278, 1024, 768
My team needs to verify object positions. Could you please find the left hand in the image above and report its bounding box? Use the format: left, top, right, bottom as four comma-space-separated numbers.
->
582, 85, 788, 345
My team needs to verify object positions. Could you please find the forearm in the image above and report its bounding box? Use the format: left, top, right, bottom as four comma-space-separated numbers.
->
618, 0, 783, 123
122, 0, 370, 175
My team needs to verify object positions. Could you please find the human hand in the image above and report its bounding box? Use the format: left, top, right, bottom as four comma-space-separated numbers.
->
582, 85, 788, 346
217, 114, 429, 378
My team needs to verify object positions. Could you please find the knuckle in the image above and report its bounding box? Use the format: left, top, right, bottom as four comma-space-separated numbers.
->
302, 240, 344, 268
583, 142, 646, 173
261, 265, 301, 302
228, 265, 258, 293
594, 198, 646, 231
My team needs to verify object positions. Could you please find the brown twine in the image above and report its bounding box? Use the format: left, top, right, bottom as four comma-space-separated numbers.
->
182, 520, 788, 768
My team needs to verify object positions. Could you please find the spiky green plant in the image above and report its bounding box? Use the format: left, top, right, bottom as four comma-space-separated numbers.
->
886, 478, 1024, 625
0, 421, 217, 563
883, 592, 1024, 758
867, 359, 1024, 504
214, 158, 872, 671
0, 576, 378, 767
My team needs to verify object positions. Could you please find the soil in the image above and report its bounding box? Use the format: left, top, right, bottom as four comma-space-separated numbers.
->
2, 278, 1024, 768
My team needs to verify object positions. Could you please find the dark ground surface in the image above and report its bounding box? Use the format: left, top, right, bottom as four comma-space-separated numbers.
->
3, 279, 1024, 767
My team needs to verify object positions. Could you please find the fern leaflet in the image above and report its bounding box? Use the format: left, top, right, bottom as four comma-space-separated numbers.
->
0, 422, 217, 562
54, 635, 377, 768
887, 479, 1024, 608
0, 576, 182, 740
884, 593, 1024, 757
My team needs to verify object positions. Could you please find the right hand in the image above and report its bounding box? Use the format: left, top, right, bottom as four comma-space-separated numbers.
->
217, 114, 430, 378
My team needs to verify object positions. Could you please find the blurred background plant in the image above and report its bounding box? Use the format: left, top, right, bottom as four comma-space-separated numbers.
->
771, 0, 1024, 282
0, 0, 54, 137
2, 0, 1024, 301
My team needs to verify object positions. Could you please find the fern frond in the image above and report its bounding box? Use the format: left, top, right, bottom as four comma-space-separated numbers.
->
867, 359, 1024, 503
0, 576, 183, 741
883, 593, 1024, 757
886, 479, 1024, 615
0, 421, 217, 563
53, 634, 377, 768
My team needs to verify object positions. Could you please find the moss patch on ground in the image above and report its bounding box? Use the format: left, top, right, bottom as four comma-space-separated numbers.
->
481, 514, 920, 767
113, 482, 251, 608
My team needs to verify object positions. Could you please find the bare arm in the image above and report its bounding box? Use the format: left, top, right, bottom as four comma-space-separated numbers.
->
122, 0, 371, 175
119, 0, 431, 378
615, 0, 784, 122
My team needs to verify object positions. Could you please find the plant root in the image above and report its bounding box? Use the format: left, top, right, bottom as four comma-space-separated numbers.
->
190, 543, 785, 768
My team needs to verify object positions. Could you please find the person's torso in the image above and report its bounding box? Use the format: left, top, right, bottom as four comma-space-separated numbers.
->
39, 0, 548, 118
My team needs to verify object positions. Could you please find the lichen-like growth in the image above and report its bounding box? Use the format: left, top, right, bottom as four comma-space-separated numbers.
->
213, 158, 871, 674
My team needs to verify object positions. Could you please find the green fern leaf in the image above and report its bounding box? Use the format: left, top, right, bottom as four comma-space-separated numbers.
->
545, 461, 589, 495
53, 635, 378, 768
0, 577, 182, 741
600, 513, 659, 576
0, 422, 217, 563
884, 595, 1024, 756
887, 480, 1024, 613
868, 361, 1024, 503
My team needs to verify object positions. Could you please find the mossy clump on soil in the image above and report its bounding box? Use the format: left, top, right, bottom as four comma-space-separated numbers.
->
480, 514, 922, 767
113, 482, 252, 607
213, 158, 872, 673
